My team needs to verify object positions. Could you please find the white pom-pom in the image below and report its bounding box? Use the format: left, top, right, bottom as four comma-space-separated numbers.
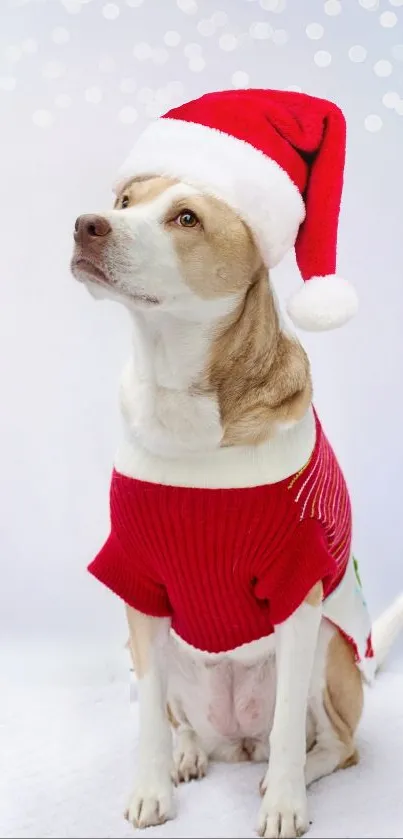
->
287, 275, 358, 332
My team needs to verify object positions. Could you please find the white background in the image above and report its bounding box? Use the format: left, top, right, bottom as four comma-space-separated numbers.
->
1, 0, 403, 654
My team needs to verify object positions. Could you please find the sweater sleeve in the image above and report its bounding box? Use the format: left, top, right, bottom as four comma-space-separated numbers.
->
88, 532, 172, 618
254, 517, 336, 626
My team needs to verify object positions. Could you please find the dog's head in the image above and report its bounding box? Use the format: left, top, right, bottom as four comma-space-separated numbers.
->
71, 176, 263, 319
71, 176, 312, 445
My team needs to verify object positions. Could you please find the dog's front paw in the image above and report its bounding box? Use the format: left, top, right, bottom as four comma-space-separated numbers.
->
258, 774, 309, 839
125, 770, 175, 829
173, 732, 208, 783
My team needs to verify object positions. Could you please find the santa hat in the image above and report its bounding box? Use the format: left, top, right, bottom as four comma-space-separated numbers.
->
115, 89, 358, 332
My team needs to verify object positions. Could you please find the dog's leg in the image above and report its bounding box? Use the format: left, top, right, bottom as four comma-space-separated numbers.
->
305, 627, 363, 786
258, 583, 323, 839
125, 606, 175, 829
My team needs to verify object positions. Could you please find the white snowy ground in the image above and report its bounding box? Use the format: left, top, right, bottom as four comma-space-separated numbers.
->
2, 640, 403, 839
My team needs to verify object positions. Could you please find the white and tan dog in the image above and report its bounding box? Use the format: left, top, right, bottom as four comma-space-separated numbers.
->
71, 175, 403, 839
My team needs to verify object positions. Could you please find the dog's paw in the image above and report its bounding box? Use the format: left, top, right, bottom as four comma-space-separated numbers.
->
173, 732, 208, 783
125, 770, 175, 829
257, 775, 309, 839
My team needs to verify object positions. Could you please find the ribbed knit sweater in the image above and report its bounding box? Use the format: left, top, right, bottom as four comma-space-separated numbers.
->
88, 414, 374, 660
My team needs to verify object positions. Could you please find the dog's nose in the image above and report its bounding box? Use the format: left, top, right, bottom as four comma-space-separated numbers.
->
74, 214, 111, 246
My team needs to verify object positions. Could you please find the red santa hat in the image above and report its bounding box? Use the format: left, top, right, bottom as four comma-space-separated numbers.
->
115, 89, 358, 332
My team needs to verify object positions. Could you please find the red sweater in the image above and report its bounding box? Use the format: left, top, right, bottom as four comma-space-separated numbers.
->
89, 418, 351, 653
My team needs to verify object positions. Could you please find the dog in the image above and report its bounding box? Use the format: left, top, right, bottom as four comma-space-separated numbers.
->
71, 175, 403, 838
70, 90, 403, 838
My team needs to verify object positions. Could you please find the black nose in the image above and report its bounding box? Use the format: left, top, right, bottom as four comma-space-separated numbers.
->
73, 214, 112, 246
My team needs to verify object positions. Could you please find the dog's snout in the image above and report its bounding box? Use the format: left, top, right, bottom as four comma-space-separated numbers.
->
74, 214, 112, 246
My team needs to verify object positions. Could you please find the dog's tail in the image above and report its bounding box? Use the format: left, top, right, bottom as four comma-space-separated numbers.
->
372, 593, 403, 674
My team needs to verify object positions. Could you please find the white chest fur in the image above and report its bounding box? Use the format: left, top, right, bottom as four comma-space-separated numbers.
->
119, 310, 227, 459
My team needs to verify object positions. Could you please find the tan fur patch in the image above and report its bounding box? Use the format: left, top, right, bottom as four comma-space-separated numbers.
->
166, 703, 180, 729
305, 581, 323, 607
206, 266, 312, 446
324, 630, 364, 768
339, 749, 359, 770
167, 193, 261, 300
125, 605, 160, 679
115, 176, 178, 208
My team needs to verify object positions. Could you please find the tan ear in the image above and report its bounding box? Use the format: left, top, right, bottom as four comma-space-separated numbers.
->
207, 265, 312, 447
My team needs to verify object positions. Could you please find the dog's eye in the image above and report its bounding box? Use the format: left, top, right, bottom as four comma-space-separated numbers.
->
176, 210, 199, 228
121, 195, 129, 209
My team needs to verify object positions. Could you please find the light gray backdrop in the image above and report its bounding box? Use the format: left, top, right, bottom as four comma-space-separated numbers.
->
1, 0, 402, 652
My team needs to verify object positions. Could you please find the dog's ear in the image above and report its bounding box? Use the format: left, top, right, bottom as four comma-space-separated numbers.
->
208, 266, 312, 446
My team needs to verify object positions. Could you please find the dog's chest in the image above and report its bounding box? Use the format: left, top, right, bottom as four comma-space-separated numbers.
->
119, 329, 223, 457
